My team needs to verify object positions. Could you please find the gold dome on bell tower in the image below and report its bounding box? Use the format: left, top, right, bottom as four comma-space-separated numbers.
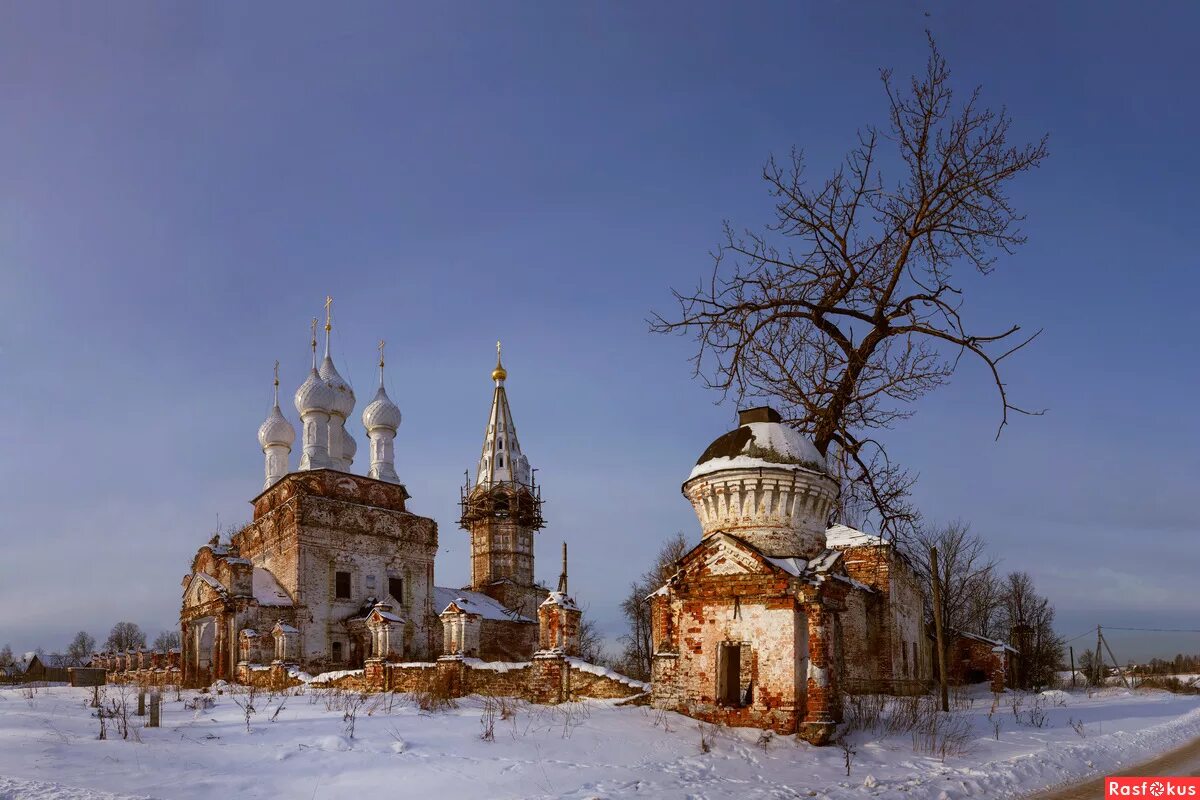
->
491, 340, 507, 382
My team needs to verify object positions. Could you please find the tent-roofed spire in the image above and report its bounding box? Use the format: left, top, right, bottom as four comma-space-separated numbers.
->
476, 342, 530, 488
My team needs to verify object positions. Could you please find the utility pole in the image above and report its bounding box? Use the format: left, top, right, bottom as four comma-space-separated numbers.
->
1069, 646, 1076, 689
930, 546, 949, 712
1095, 625, 1104, 687
1100, 629, 1131, 689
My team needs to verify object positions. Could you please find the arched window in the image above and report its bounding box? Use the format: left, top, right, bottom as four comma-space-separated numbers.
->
497, 455, 504, 468
498, 439, 503, 450
332, 641, 343, 663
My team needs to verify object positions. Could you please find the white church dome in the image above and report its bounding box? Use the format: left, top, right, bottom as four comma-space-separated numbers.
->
362, 385, 402, 432
294, 368, 336, 415
258, 404, 296, 449
689, 406, 829, 481
320, 355, 356, 417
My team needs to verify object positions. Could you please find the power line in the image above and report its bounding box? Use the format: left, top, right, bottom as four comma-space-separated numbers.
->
1101, 626, 1200, 634
1062, 629, 1097, 644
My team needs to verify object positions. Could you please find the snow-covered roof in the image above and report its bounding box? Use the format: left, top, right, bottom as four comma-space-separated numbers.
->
369, 606, 404, 623
272, 622, 299, 634
688, 409, 829, 481
194, 571, 228, 597
957, 630, 1019, 654
433, 586, 533, 623
540, 591, 579, 611
825, 523, 887, 549
253, 567, 293, 606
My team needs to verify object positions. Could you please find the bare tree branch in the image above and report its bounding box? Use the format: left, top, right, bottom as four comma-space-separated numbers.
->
650, 35, 1046, 539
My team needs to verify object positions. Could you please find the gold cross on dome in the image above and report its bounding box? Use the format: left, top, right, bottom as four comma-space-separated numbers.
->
324, 295, 333, 331
378, 339, 386, 368
273, 360, 280, 387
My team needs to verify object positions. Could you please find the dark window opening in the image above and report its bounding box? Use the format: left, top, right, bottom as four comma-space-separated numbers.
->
389, 577, 403, 603
497, 455, 504, 467
718, 643, 745, 706
332, 641, 343, 663
335, 570, 351, 599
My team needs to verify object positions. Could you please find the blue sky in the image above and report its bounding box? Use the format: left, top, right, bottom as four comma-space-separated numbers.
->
1, 2, 1197, 662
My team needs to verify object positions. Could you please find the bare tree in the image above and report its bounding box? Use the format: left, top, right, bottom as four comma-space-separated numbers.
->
619, 533, 689, 680
152, 630, 181, 652
912, 521, 999, 634
66, 631, 96, 667
0, 644, 13, 667
651, 35, 1047, 540
996, 571, 1063, 689
911, 520, 999, 688
576, 617, 607, 665
105, 622, 146, 653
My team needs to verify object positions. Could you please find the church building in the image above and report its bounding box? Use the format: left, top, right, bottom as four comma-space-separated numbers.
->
179, 301, 555, 685
649, 407, 932, 744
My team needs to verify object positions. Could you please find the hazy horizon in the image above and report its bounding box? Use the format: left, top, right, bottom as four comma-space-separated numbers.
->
2, 2, 1198, 665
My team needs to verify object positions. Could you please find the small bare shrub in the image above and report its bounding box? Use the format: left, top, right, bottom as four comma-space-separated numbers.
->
342, 693, 367, 739
756, 730, 773, 749
480, 697, 497, 742
1010, 692, 1024, 721
1024, 698, 1048, 728
911, 704, 972, 761
697, 722, 715, 754
1068, 717, 1086, 738
843, 693, 885, 733
230, 684, 259, 733
837, 737, 857, 776
184, 694, 214, 712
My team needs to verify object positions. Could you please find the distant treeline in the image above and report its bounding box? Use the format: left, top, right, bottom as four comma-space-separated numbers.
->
1131, 654, 1200, 675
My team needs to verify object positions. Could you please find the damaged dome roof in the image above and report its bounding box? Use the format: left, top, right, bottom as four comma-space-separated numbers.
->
688, 406, 829, 481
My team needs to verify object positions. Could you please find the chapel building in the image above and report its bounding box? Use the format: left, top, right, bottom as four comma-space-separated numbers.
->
649, 407, 932, 744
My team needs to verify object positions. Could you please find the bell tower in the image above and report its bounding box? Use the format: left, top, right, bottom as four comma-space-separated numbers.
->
459, 343, 545, 618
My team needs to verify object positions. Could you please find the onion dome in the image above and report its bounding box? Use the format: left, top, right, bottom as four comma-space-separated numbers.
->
362, 385, 402, 432
491, 340, 507, 382
689, 406, 829, 481
258, 400, 295, 449
320, 355, 356, 417
343, 427, 358, 460
318, 298, 355, 417
259, 363, 296, 448
362, 343, 401, 432
294, 367, 335, 414
295, 317, 335, 414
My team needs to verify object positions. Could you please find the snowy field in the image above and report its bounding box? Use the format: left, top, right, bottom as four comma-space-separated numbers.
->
0, 683, 1198, 800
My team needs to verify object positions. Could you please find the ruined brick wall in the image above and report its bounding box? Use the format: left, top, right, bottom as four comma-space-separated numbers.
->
887, 556, 931, 684
949, 637, 1000, 685
653, 585, 804, 735
478, 619, 537, 662
837, 588, 883, 688
836, 543, 932, 692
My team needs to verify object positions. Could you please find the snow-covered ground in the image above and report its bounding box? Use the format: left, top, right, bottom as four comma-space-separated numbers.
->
0, 683, 1197, 800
